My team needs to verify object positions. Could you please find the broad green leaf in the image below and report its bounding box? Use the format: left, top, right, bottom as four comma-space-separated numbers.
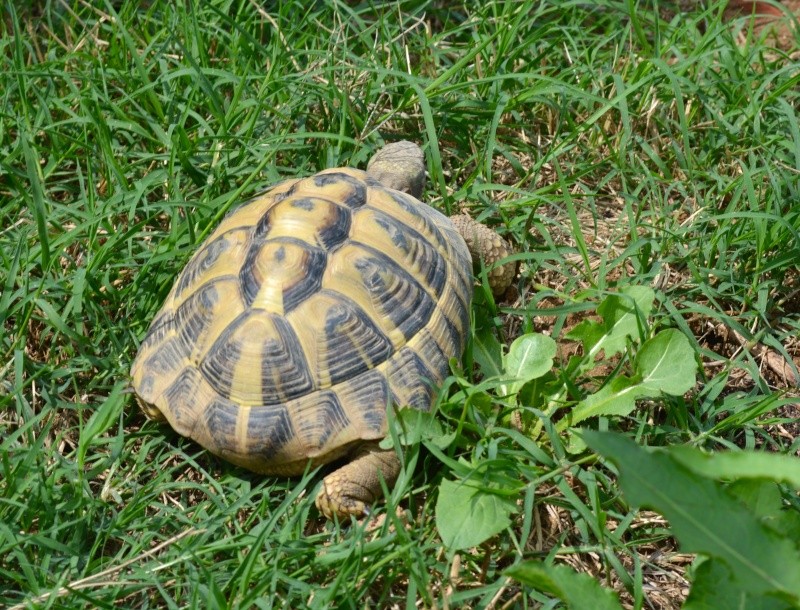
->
567, 286, 655, 362
671, 449, 800, 540
726, 480, 800, 549
473, 325, 504, 380
560, 329, 696, 430
564, 318, 606, 353
518, 370, 558, 411
727, 479, 784, 518
436, 478, 515, 550
502, 333, 556, 396
684, 559, 796, 610
635, 329, 696, 395
78, 382, 126, 469
668, 447, 800, 489
382, 408, 453, 449
564, 430, 588, 454
505, 561, 624, 610
590, 286, 654, 358
558, 374, 646, 431
584, 432, 800, 601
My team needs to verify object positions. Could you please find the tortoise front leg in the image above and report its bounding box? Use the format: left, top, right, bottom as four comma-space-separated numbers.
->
315, 443, 401, 520
450, 214, 516, 297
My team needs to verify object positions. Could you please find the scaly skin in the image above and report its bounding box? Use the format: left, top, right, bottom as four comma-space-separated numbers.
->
449, 213, 515, 297
315, 443, 401, 519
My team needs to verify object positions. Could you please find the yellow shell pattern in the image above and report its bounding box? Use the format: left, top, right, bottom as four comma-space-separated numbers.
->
131, 167, 472, 475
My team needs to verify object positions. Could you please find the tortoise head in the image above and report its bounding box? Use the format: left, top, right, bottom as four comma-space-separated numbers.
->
366, 140, 425, 199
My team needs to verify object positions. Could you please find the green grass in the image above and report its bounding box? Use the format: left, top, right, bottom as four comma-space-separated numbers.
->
1, 1, 799, 608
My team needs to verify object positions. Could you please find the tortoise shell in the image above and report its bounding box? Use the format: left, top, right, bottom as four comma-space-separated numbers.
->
131, 167, 473, 475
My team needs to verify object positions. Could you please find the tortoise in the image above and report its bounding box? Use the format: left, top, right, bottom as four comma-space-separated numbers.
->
130, 141, 514, 519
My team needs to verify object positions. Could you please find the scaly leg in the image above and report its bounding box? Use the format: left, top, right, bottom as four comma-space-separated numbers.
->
315, 443, 401, 520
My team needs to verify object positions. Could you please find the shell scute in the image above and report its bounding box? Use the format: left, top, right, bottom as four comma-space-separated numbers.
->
257, 196, 352, 250
386, 347, 440, 411
321, 293, 394, 385
311, 170, 368, 209
239, 238, 326, 312
293, 390, 352, 454
246, 404, 295, 462
335, 369, 389, 436
174, 229, 248, 300
203, 398, 241, 445
174, 278, 246, 361
354, 208, 448, 298
352, 251, 436, 341
198, 310, 314, 406
159, 367, 207, 438
378, 188, 451, 253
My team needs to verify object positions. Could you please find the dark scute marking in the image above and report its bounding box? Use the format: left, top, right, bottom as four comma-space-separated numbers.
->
254, 210, 271, 239
141, 310, 175, 348
323, 296, 394, 385
239, 240, 265, 307
353, 249, 436, 340
343, 190, 366, 210
291, 197, 315, 210
362, 407, 385, 432
388, 348, 439, 411
313, 171, 357, 188
141, 336, 185, 380
317, 203, 352, 250
137, 374, 155, 400
298, 390, 350, 449
372, 212, 447, 297
239, 237, 326, 310
204, 398, 240, 442
198, 312, 246, 397
261, 314, 315, 404
454, 290, 471, 350
283, 244, 326, 313
427, 252, 447, 297
440, 308, 464, 357
313, 172, 367, 209
375, 215, 408, 249
175, 234, 234, 298
247, 404, 294, 460
274, 245, 285, 262
338, 369, 389, 434
386, 190, 449, 251
175, 281, 223, 354
162, 367, 203, 430
416, 329, 451, 377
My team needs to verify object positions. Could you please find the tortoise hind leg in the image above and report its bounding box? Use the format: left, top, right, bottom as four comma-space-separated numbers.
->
315, 443, 401, 519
